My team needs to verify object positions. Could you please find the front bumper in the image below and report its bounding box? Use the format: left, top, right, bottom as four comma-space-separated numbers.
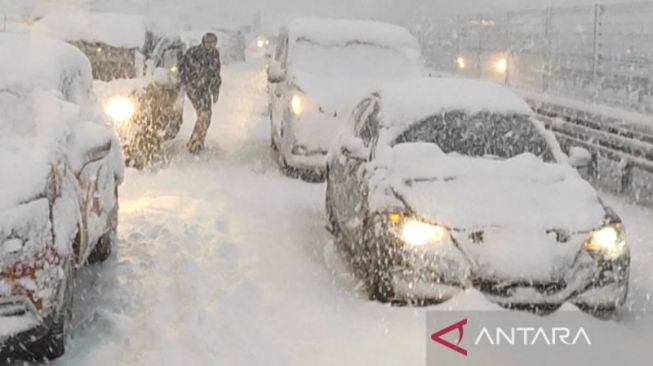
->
0, 297, 51, 359
369, 226, 630, 307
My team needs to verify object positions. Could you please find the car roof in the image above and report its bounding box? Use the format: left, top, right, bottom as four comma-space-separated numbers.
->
375, 77, 533, 132
0, 32, 92, 92
31, 11, 146, 48
286, 18, 420, 57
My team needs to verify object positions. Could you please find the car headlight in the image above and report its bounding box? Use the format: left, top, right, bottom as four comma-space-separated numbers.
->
1, 237, 25, 256
104, 96, 136, 123
290, 94, 304, 116
495, 57, 508, 74
389, 213, 448, 247
585, 224, 626, 260
170, 65, 179, 74
456, 56, 466, 69
257, 39, 266, 48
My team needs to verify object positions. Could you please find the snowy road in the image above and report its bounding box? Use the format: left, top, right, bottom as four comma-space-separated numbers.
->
49, 56, 653, 366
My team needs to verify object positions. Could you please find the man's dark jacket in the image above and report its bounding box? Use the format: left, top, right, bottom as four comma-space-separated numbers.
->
179, 45, 222, 96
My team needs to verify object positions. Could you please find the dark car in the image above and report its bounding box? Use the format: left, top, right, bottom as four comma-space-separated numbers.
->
325, 78, 629, 316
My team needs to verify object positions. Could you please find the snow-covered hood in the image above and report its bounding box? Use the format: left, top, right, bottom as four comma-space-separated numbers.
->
292, 72, 388, 114
375, 143, 608, 280
382, 143, 605, 230
0, 90, 78, 211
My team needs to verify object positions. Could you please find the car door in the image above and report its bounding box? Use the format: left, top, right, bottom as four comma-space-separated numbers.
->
336, 99, 380, 245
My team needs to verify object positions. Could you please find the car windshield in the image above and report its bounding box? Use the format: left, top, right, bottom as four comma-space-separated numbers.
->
393, 111, 556, 161
73, 41, 136, 81
292, 39, 420, 78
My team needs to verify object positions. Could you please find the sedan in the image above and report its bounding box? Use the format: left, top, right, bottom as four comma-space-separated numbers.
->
326, 78, 629, 316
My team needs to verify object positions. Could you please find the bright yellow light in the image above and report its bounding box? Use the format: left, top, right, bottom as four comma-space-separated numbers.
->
96, 47, 103, 53
104, 96, 135, 123
170, 65, 178, 73
495, 57, 508, 74
290, 94, 304, 116
456, 56, 466, 69
587, 226, 626, 259
401, 220, 447, 247
257, 39, 266, 48
388, 213, 402, 224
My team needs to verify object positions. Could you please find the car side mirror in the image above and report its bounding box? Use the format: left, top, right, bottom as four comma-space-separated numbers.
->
340, 136, 369, 162
70, 122, 113, 173
267, 61, 286, 83
569, 147, 592, 169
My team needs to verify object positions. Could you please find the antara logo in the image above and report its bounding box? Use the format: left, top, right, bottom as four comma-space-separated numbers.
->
431, 319, 469, 356
431, 319, 592, 356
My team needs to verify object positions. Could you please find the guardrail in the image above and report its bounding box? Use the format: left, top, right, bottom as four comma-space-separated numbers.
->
525, 95, 653, 205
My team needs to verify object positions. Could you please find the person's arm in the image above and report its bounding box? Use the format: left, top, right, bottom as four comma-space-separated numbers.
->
211, 51, 222, 102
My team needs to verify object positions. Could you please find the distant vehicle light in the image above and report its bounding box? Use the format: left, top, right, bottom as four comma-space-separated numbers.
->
170, 65, 178, 74
104, 96, 136, 123
456, 56, 466, 70
290, 94, 304, 116
495, 57, 508, 74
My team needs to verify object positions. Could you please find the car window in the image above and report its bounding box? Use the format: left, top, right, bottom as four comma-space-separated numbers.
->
393, 111, 556, 161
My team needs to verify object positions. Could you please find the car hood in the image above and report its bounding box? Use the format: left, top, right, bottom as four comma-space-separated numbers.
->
293, 72, 386, 113
0, 90, 78, 211
377, 143, 606, 280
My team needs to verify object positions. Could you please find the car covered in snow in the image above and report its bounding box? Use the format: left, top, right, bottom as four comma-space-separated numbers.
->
181, 27, 247, 64
267, 18, 427, 180
31, 11, 187, 168
0, 34, 124, 361
325, 78, 630, 315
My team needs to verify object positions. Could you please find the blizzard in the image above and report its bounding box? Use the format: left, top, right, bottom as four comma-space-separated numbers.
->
42, 53, 653, 366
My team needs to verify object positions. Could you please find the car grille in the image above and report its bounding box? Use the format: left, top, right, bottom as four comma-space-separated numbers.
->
0, 299, 31, 317
472, 278, 567, 298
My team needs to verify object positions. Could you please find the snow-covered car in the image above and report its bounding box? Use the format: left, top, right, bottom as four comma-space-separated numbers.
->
31, 12, 149, 81
267, 19, 427, 181
325, 78, 630, 315
32, 11, 186, 168
0, 34, 124, 361
181, 27, 247, 64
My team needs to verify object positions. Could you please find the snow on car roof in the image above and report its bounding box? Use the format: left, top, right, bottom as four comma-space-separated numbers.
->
376, 78, 533, 130
287, 18, 420, 57
0, 32, 92, 91
31, 12, 146, 48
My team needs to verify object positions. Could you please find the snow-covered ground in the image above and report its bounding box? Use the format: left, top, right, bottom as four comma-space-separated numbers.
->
42, 54, 653, 366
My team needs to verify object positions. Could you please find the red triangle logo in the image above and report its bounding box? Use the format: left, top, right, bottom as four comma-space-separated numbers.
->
431, 318, 468, 356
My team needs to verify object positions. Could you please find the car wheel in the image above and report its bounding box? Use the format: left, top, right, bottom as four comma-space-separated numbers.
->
366, 266, 395, 303
88, 190, 118, 264
29, 263, 73, 361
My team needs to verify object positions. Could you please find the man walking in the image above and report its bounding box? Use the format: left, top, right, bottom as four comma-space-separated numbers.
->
175, 32, 222, 154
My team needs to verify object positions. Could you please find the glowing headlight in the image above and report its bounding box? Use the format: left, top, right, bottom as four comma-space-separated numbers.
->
456, 56, 466, 69
257, 39, 266, 48
290, 94, 304, 116
586, 224, 626, 260
495, 57, 508, 74
170, 65, 179, 74
401, 220, 447, 247
104, 96, 135, 123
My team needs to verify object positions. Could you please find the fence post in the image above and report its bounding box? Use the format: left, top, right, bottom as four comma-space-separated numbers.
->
477, 15, 484, 79
543, 7, 553, 93
591, 3, 603, 99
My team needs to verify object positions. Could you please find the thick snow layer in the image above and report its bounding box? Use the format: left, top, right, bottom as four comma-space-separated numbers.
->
376, 78, 533, 131
0, 90, 79, 210
287, 18, 421, 59
31, 12, 146, 48
382, 144, 604, 230
0, 33, 92, 92
47, 54, 653, 366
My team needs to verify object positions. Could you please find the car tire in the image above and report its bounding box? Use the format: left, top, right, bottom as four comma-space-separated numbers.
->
29, 263, 73, 361
88, 190, 118, 264
367, 267, 395, 303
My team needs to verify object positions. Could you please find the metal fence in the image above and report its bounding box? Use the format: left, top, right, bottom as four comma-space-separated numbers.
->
405, 1, 653, 115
